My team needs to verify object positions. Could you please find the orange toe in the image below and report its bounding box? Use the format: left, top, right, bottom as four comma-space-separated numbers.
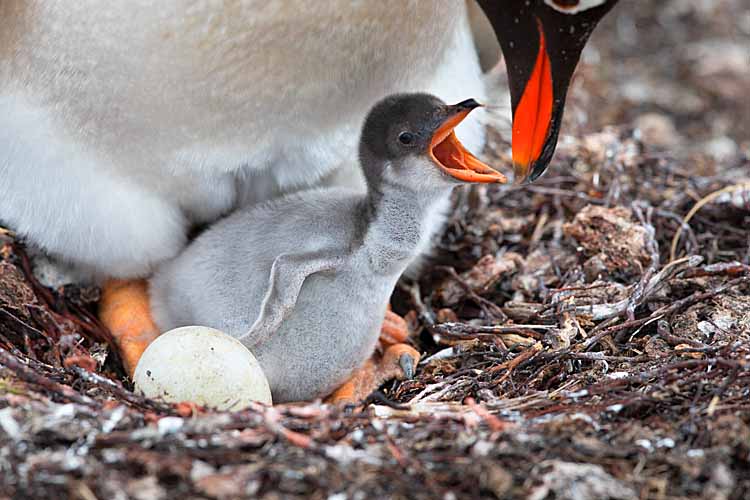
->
326, 343, 421, 405
379, 308, 409, 346
381, 343, 420, 380
99, 278, 160, 377
326, 358, 377, 404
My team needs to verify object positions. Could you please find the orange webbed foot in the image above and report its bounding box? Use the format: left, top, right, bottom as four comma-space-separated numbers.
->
327, 309, 420, 405
98, 279, 160, 377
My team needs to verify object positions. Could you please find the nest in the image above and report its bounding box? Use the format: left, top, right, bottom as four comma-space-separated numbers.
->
2, 2, 750, 498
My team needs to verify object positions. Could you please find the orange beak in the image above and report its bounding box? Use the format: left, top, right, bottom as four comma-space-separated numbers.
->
429, 103, 507, 184
511, 20, 553, 185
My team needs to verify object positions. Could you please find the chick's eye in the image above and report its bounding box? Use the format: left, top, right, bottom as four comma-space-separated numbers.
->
398, 132, 415, 145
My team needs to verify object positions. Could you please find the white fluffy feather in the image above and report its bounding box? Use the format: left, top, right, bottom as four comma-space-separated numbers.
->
0, 0, 489, 279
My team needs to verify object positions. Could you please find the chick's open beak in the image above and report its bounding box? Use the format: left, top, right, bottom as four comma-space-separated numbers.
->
429, 100, 508, 184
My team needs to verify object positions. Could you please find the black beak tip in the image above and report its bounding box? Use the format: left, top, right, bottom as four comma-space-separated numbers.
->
455, 98, 482, 111
521, 131, 560, 184
515, 157, 553, 186
528, 162, 549, 183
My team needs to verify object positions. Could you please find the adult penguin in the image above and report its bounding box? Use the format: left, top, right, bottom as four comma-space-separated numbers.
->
0, 0, 617, 378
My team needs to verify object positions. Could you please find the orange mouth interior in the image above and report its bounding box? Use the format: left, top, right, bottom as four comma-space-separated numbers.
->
429, 110, 507, 184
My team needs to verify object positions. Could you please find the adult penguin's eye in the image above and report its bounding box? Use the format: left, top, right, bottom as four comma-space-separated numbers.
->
398, 132, 415, 145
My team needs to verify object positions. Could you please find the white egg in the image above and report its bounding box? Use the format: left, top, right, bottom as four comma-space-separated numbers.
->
133, 326, 272, 409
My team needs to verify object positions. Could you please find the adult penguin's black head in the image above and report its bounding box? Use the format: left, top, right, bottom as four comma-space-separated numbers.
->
476, 0, 618, 183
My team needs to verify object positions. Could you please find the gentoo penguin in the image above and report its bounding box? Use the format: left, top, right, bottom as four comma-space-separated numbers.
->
1, 1, 616, 279
0, 1, 617, 373
146, 94, 507, 403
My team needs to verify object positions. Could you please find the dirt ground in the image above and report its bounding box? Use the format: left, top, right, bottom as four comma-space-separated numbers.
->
1, 1, 749, 499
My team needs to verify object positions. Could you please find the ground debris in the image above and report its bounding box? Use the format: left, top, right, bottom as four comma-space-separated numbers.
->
434, 252, 522, 307
2, 2, 750, 498
563, 205, 652, 279
528, 460, 638, 500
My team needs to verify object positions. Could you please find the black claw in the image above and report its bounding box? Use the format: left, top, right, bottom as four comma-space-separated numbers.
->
399, 353, 415, 379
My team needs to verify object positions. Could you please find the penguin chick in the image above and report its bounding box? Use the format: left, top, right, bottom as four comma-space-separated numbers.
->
149, 93, 507, 403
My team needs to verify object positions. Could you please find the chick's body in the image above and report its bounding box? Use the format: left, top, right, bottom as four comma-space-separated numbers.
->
150, 188, 438, 402
149, 94, 504, 403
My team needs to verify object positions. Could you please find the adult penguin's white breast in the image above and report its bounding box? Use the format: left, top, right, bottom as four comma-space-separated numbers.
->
1, 0, 465, 179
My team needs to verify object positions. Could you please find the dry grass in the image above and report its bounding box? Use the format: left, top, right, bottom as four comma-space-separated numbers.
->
1, 1, 749, 498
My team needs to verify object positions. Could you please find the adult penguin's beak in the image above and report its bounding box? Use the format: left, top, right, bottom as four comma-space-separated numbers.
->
476, 0, 618, 184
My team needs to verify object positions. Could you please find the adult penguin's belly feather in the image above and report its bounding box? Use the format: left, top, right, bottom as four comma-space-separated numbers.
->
1, 0, 462, 180
0, 1, 480, 277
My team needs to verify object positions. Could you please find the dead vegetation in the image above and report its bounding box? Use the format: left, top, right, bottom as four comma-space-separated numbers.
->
1, 1, 749, 498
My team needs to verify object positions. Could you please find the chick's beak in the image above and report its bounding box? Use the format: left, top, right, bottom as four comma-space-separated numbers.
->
429, 100, 508, 184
